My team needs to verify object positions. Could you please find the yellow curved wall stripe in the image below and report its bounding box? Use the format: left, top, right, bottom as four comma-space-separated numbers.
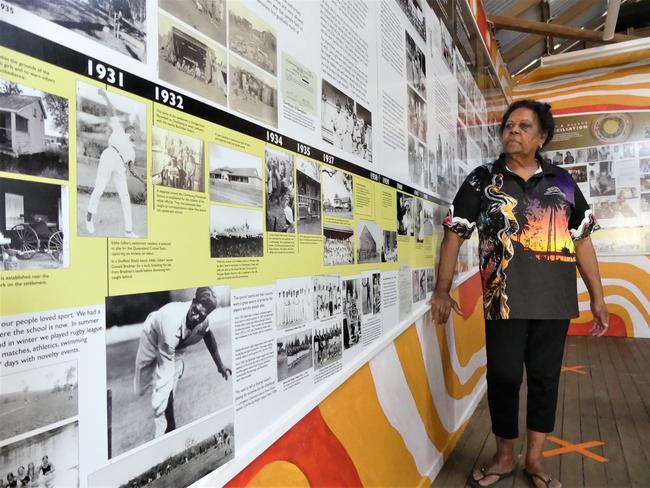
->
450, 288, 486, 367
246, 461, 310, 487
575, 303, 634, 337
319, 364, 425, 487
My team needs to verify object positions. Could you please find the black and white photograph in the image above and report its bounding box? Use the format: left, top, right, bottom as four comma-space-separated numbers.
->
276, 277, 312, 329
313, 274, 342, 320
209, 144, 263, 207
588, 161, 616, 197
296, 158, 322, 235
593, 199, 638, 221
158, 13, 228, 106
76, 82, 147, 239
622, 142, 637, 159
342, 278, 362, 349
414, 198, 424, 243
382, 230, 398, 262
229, 0, 277, 75
405, 32, 426, 98
105, 286, 232, 458
412, 269, 421, 302
643, 174, 650, 192
265, 147, 295, 232
407, 86, 427, 141
423, 201, 434, 236
230, 54, 278, 127
408, 135, 426, 187
641, 192, 650, 213
321, 79, 373, 163
322, 167, 353, 219
210, 205, 263, 258
427, 148, 437, 192
0, 80, 68, 180
639, 141, 650, 158
160, 0, 226, 46
356, 220, 382, 264
0, 361, 77, 442
361, 272, 381, 316
396, 0, 426, 40
567, 164, 588, 184
152, 127, 204, 193
324, 225, 354, 266
0, 421, 78, 488
426, 267, 434, 293
0, 178, 69, 271
9, 0, 146, 61
597, 145, 613, 161
397, 192, 413, 236
89, 409, 234, 488
277, 331, 313, 381
412, 269, 426, 303
313, 321, 343, 370
641, 158, 650, 174
440, 22, 454, 72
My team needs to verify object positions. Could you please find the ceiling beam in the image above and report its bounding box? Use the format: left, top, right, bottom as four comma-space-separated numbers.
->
489, 15, 638, 43
502, 0, 611, 62
501, 0, 540, 18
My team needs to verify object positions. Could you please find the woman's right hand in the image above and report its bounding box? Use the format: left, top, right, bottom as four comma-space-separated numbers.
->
429, 290, 462, 325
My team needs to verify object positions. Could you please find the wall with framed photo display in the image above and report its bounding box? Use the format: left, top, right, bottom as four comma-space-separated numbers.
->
0, 0, 507, 486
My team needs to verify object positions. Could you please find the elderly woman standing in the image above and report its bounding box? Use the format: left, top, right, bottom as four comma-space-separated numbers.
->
430, 100, 609, 488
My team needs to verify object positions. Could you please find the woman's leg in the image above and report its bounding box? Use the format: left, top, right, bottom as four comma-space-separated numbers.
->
524, 319, 570, 488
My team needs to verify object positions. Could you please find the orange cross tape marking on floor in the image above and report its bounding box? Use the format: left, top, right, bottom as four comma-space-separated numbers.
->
561, 365, 587, 375
543, 435, 608, 463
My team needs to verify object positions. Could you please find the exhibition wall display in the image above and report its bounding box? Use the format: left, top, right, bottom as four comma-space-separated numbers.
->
0, 0, 506, 486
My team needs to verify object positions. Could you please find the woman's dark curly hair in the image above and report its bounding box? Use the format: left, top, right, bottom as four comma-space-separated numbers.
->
499, 99, 555, 147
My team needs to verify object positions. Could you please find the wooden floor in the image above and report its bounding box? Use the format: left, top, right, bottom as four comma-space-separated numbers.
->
432, 336, 650, 487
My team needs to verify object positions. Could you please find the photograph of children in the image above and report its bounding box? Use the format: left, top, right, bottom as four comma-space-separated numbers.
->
405, 31, 426, 98
229, 0, 277, 75
210, 205, 263, 258
396, 0, 426, 40
159, 13, 228, 106
0, 178, 69, 270
382, 230, 398, 262
321, 79, 373, 163
408, 135, 426, 187
89, 410, 233, 488
563, 150, 576, 165
313, 321, 343, 370
0, 361, 77, 442
296, 158, 322, 235
76, 82, 147, 238
407, 86, 427, 141
105, 286, 232, 458
567, 164, 588, 184
397, 192, 414, 236
9, 0, 145, 61
638, 141, 650, 158
426, 268, 434, 293
322, 168, 353, 219
324, 225, 354, 266
586, 146, 599, 162
277, 331, 313, 381
209, 144, 263, 208
276, 277, 313, 329
361, 272, 381, 315
229, 54, 278, 127
265, 147, 295, 232
588, 161, 616, 197
0, 422, 78, 488
152, 127, 204, 192
313, 274, 342, 320
0, 80, 68, 180
414, 198, 424, 243
357, 221, 382, 264
342, 278, 362, 349
160, 0, 226, 46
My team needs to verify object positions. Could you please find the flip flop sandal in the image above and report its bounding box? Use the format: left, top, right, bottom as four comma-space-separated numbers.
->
523, 469, 555, 487
466, 466, 516, 487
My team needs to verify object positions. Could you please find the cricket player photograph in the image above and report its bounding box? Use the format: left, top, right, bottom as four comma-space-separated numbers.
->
76, 82, 148, 238
105, 286, 233, 458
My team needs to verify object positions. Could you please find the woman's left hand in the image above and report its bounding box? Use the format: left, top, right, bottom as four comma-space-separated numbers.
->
589, 299, 609, 337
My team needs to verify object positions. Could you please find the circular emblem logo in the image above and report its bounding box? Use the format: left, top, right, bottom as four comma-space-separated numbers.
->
591, 113, 633, 143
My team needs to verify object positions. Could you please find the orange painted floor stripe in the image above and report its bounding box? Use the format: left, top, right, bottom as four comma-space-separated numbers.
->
561, 365, 587, 375
544, 435, 609, 463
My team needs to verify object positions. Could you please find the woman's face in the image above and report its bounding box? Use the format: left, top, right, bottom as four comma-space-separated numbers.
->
501, 108, 547, 158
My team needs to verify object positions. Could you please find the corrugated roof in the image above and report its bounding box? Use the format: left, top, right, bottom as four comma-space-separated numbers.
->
0, 94, 44, 113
